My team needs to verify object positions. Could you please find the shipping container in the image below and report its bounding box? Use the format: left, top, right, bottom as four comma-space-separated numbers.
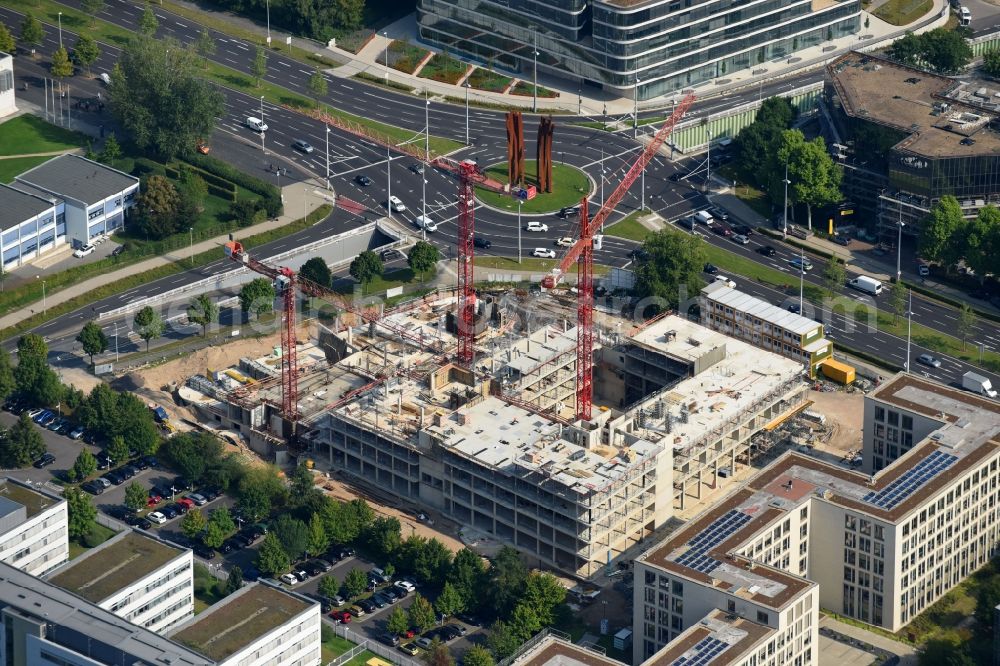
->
821, 359, 856, 384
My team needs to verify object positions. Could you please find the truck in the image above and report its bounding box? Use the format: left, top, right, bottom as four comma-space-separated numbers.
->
962, 371, 997, 398
848, 275, 883, 296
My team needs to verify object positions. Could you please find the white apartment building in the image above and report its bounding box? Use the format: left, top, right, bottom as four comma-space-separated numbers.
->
47, 530, 193, 633
0, 479, 67, 577
634, 372, 1000, 664
170, 582, 321, 666
0, 52, 15, 119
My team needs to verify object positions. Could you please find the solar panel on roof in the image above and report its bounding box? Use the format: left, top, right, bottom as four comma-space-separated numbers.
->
862, 450, 957, 510
672, 637, 729, 666
673, 510, 751, 575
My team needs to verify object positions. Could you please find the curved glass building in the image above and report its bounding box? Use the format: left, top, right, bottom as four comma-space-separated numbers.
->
417, 0, 861, 100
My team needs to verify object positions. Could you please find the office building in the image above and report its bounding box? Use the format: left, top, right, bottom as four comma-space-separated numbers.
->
635, 372, 1000, 665
0, 478, 67, 577
417, 0, 861, 100
699, 282, 832, 377
0, 183, 64, 271
46, 530, 194, 633
0, 53, 15, 119
170, 582, 321, 666
14, 154, 138, 250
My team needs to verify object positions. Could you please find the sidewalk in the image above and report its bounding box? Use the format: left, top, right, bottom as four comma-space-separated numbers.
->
710, 191, 1000, 316
0, 181, 334, 333
818, 615, 918, 665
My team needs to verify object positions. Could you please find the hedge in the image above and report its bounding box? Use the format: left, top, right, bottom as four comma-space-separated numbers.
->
183, 154, 283, 217
755, 227, 837, 261
353, 72, 416, 93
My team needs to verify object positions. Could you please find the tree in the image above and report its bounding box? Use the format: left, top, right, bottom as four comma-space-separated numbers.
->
920, 196, 965, 265
108, 435, 130, 464
412, 537, 452, 587
72, 34, 100, 76
124, 481, 148, 513
133, 305, 163, 352
365, 516, 401, 559
299, 257, 332, 288
984, 49, 1000, 77
889, 281, 907, 328
523, 573, 565, 626
448, 548, 486, 611
773, 130, 842, 230
318, 574, 340, 600
252, 46, 267, 87
0, 22, 15, 54
342, 567, 368, 598
187, 295, 219, 337
957, 304, 977, 350
51, 46, 74, 79
178, 169, 208, 213
964, 206, 1000, 278
15, 334, 62, 407
822, 258, 845, 299
307, 512, 330, 558
209, 506, 236, 536
81, 0, 105, 25
108, 36, 223, 160
66, 488, 97, 540
69, 450, 97, 482
918, 636, 975, 666
136, 175, 181, 239
407, 241, 440, 280
350, 250, 383, 289
435, 581, 465, 619
408, 593, 436, 634
486, 621, 520, 660
98, 133, 122, 164
0, 351, 16, 404
272, 515, 309, 561
257, 532, 291, 576
139, 2, 159, 36
308, 68, 328, 105
239, 277, 276, 319
486, 547, 528, 620
888, 29, 972, 74
422, 638, 454, 666
508, 603, 541, 642
462, 645, 495, 666
0, 413, 45, 468
387, 606, 410, 636
160, 431, 224, 482
631, 229, 706, 315
76, 321, 108, 365
19, 13, 43, 53
181, 508, 207, 538
195, 28, 215, 67
202, 521, 227, 548
225, 565, 244, 594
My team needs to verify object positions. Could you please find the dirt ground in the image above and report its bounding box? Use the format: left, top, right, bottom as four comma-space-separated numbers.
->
808, 390, 865, 456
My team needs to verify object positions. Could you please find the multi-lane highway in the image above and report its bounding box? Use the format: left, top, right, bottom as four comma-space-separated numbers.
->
3, 0, 998, 390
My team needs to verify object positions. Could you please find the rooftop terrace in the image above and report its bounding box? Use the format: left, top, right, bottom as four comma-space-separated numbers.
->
170, 582, 314, 661
48, 530, 186, 603
645, 609, 775, 666
512, 633, 624, 666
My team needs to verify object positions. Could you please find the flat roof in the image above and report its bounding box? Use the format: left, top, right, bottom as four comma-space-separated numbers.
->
644, 610, 775, 666
701, 282, 823, 337
828, 52, 1000, 159
505, 324, 579, 375
514, 634, 625, 666
170, 582, 314, 661
0, 561, 209, 665
0, 478, 61, 520
626, 316, 805, 457
47, 530, 186, 603
16, 154, 137, 204
0, 184, 56, 224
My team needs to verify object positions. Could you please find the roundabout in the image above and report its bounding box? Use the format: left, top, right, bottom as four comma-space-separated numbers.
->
474, 160, 593, 215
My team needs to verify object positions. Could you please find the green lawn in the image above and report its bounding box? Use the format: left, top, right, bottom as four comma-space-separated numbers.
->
474, 256, 610, 275
604, 210, 653, 241
873, 0, 933, 25
467, 68, 513, 92
0, 115, 88, 156
718, 165, 773, 219
418, 52, 468, 84
67, 522, 117, 560
476, 160, 591, 214
511, 81, 558, 98
331, 267, 442, 298
0, 155, 54, 183
386, 39, 429, 74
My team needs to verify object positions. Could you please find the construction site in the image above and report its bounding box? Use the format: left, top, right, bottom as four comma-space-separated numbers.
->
169, 95, 811, 579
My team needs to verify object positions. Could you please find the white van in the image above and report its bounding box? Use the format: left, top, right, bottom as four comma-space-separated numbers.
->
848, 275, 883, 295
415, 215, 438, 232
694, 210, 714, 226
960, 6, 971, 25
99, 72, 111, 86
246, 117, 268, 132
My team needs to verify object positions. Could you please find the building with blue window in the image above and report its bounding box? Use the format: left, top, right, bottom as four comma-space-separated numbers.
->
0, 52, 16, 120
10, 154, 138, 261
417, 0, 861, 100
0, 184, 62, 271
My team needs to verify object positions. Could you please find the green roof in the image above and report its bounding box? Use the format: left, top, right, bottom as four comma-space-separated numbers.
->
171, 584, 313, 661
0, 480, 59, 519
48, 531, 185, 603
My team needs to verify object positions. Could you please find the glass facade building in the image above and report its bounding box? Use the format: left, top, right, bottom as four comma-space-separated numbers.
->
417, 0, 861, 100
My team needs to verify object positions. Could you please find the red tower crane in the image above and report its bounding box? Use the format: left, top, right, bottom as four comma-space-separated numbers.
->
456, 160, 478, 365
224, 240, 447, 421
542, 93, 696, 422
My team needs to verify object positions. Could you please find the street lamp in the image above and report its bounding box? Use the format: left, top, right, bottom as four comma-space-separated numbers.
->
782, 162, 790, 239
517, 200, 523, 264
36, 276, 46, 314
633, 76, 640, 137
325, 126, 331, 190
798, 248, 805, 314
904, 289, 912, 372
113, 320, 119, 362
463, 82, 471, 145
265, 0, 271, 45
57, 12, 62, 48
189, 227, 193, 266
259, 95, 265, 154
383, 31, 389, 84
386, 143, 392, 219
422, 92, 430, 241
705, 128, 712, 190
578, 86, 582, 115
532, 35, 539, 113
896, 201, 904, 282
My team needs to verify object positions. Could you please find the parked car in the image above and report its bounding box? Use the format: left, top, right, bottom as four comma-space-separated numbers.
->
399, 643, 421, 656
170, 502, 189, 515
161, 505, 179, 520
395, 580, 416, 593
304, 561, 326, 577
103, 471, 125, 485
294, 569, 309, 582
81, 480, 104, 495
147, 511, 167, 525
187, 493, 207, 506
173, 477, 192, 491
714, 275, 737, 288
357, 599, 376, 614
330, 610, 352, 624
202, 487, 221, 501
445, 624, 467, 637
383, 587, 403, 602
193, 545, 216, 560
380, 633, 400, 647
703, 263, 718, 275
415, 637, 434, 650
369, 594, 388, 608
73, 244, 96, 258
280, 573, 298, 585
918, 265, 930, 277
